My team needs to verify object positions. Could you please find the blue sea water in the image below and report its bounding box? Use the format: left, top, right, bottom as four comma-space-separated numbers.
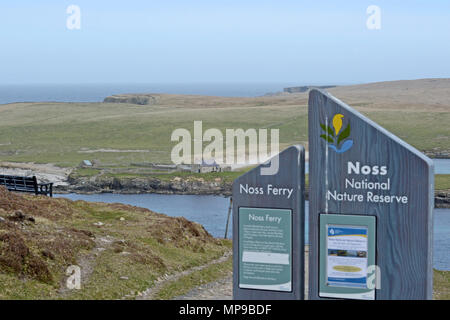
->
0, 83, 294, 104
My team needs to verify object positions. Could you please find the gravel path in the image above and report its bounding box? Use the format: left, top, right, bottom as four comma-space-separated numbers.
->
133, 251, 232, 300
174, 274, 233, 300
173, 247, 310, 300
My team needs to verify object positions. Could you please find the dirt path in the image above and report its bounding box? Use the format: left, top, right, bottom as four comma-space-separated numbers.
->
173, 274, 233, 300
130, 250, 232, 300
172, 247, 310, 300
58, 235, 116, 297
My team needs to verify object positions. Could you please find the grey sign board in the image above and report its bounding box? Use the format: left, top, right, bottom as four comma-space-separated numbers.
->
233, 145, 305, 300
308, 90, 434, 300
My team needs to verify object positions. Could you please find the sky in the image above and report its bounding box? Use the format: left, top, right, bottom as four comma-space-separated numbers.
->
0, 0, 449, 85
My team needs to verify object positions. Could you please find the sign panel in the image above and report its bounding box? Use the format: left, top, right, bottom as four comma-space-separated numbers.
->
238, 207, 292, 292
233, 145, 305, 300
319, 214, 376, 300
326, 225, 369, 288
308, 89, 434, 300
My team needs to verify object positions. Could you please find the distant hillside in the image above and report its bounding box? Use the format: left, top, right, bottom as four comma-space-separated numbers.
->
0, 78, 448, 167
328, 78, 450, 109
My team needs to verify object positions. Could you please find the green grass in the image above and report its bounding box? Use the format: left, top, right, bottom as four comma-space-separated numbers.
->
70, 168, 101, 178
70, 166, 250, 184
360, 110, 450, 154
0, 93, 447, 168
0, 274, 58, 300
0, 100, 306, 167
435, 175, 450, 191
0, 190, 230, 300
147, 170, 247, 183
434, 270, 450, 300
63, 250, 159, 300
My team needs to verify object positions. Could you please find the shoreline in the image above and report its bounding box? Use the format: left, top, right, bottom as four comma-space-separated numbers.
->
1, 161, 448, 208
54, 180, 450, 209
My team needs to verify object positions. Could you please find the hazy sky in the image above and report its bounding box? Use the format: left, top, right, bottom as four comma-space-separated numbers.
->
1, 1, 449, 84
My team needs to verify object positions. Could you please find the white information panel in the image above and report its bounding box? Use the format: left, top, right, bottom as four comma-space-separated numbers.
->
326, 225, 369, 289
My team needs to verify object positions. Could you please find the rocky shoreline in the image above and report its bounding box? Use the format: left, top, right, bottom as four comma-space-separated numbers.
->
55, 176, 450, 209
56, 176, 233, 196
436, 191, 450, 209
425, 152, 450, 159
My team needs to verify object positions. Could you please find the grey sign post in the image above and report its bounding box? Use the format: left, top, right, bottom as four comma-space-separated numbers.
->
308, 90, 434, 300
232, 145, 305, 300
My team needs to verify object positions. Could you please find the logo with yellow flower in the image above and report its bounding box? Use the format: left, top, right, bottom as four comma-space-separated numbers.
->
320, 113, 353, 153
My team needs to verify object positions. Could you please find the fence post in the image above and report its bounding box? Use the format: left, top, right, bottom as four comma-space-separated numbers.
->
224, 197, 232, 239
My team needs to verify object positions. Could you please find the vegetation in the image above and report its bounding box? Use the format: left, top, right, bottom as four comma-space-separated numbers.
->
85, 168, 249, 183
0, 97, 306, 168
1, 80, 448, 169
434, 270, 450, 300
154, 257, 232, 300
435, 175, 450, 191
0, 187, 230, 299
69, 168, 101, 178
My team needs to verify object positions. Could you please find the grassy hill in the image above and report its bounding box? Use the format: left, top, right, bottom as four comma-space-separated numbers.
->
0, 79, 448, 169
0, 187, 230, 299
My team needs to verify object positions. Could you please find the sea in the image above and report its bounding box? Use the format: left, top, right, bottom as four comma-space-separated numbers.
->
0, 83, 296, 104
